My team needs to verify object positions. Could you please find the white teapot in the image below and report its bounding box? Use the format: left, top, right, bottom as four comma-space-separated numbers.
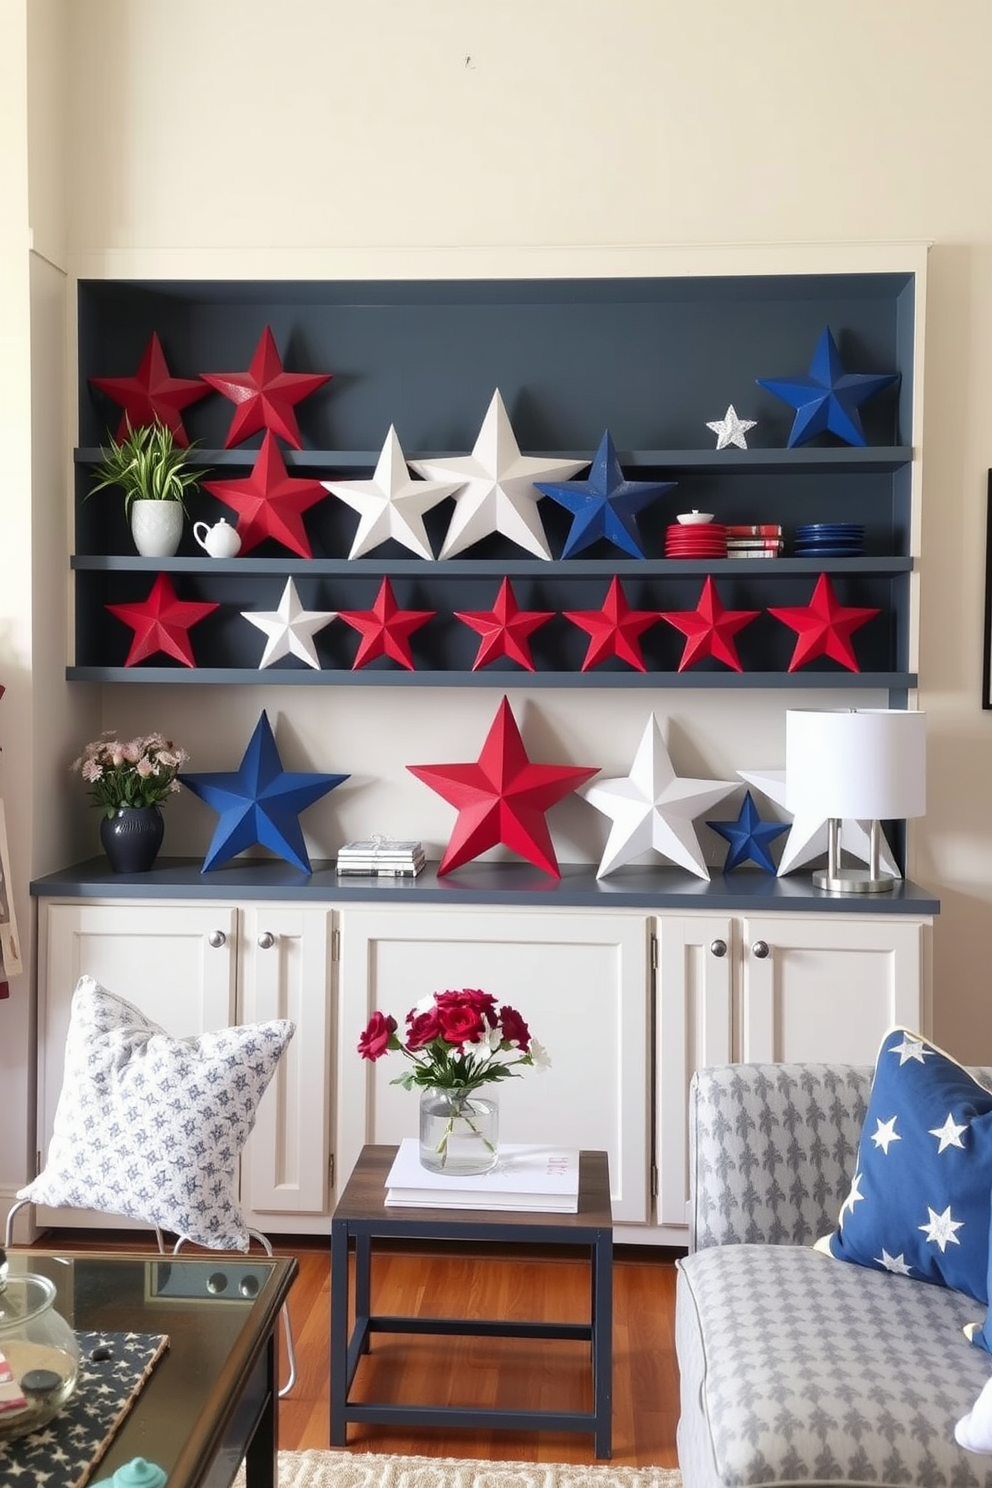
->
193, 518, 242, 558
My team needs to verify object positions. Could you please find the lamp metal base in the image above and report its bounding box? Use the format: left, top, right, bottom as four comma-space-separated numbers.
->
812, 866, 897, 894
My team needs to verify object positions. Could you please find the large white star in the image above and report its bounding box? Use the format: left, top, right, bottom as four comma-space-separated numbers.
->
241, 578, 337, 669
411, 389, 587, 560
871, 1116, 901, 1154
322, 425, 462, 560
890, 1032, 932, 1066
705, 403, 757, 451
737, 769, 900, 878
919, 1204, 963, 1251
930, 1113, 968, 1153
579, 714, 737, 880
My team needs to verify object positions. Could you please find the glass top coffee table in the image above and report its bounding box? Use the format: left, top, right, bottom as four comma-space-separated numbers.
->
5, 1249, 296, 1488
330, 1144, 614, 1458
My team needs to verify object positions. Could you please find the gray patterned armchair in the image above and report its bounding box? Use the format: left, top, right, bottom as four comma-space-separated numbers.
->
676, 1062, 992, 1488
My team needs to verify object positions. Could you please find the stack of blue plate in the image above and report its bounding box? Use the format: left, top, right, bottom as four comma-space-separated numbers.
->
793, 522, 865, 557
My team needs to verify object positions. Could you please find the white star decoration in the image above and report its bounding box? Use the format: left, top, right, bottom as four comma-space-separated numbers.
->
579, 714, 737, 880
705, 404, 757, 451
876, 1249, 913, 1276
838, 1170, 865, 1225
930, 1113, 968, 1153
411, 389, 587, 560
241, 578, 337, 669
890, 1032, 932, 1066
737, 769, 900, 878
322, 425, 462, 560
871, 1116, 901, 1154
919, 1204, 963, 1251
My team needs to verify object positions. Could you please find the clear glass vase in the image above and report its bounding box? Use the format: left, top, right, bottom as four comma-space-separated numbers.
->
418, 1087, 499, 1176
0, 1261, 80, 1440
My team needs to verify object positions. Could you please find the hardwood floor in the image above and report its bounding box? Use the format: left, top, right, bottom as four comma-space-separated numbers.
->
31, 1231, 683, 1468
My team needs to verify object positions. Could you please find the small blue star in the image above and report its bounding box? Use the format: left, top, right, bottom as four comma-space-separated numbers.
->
536, 430, 676, 558
180, 710, 348, 874
756, 327, 899, 448
707, 791, 789, 874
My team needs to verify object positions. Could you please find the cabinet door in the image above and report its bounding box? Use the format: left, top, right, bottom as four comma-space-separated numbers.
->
238, 904, 333, 1224
337, 907, 651, 1223
37, 900, 238, 1226
654, 915, 735, 1232
740, 914, 928, 1064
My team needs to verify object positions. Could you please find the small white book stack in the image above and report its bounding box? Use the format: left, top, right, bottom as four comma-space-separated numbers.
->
384, 1138, 581, 1213
335, 838, 426, 877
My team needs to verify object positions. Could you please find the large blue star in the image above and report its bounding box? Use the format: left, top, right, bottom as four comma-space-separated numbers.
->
180, 710, 348, 874
707, 791, 789, 874
756, 327, 899, 448
535, 430, 676, 558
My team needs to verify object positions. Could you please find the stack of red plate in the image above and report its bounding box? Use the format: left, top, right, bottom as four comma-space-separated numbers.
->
664, 522, 728, 559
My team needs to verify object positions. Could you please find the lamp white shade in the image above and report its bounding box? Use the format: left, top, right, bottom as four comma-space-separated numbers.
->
785, 709, 926, 821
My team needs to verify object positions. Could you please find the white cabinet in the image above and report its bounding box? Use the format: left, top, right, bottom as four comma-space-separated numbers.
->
37, 899, 333, 1237
335, 906, 652, 1225
654, 910, 931, 1242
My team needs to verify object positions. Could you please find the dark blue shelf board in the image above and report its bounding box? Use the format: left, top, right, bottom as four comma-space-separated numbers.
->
75, 446, 914, 475
31, 857, 940, 915
70, 556, 915, 577
64, 667, 920, 689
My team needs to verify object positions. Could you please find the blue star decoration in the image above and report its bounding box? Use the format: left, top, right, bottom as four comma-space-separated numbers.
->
756, 327, 899, 448
535, 430, 676, 558
179, 710, 348, 874
706, 791, 789, 874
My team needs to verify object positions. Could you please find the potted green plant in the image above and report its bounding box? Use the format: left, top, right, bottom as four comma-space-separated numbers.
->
89, 418, 204, 557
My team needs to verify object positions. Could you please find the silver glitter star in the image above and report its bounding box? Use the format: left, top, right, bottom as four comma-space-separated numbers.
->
706, 404, 757, 450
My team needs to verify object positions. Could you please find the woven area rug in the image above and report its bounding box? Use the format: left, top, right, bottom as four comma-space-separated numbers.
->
265, 1451, 682, 1488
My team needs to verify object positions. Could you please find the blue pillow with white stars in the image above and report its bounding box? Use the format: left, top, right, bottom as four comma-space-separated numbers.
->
822, 1027, 992, 1304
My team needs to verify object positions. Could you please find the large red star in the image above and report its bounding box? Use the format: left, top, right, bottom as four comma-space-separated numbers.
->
106, 572, 220, 667
200, 325, 332, 449
658, 576, 761, 672
203, 432, 328, 556
454, 577, 555, 671
337, 577, 435, 670
563, 576, 662, 671
768, 572, 880, 672
89, 333, 210, 446
407, 695, 599, 877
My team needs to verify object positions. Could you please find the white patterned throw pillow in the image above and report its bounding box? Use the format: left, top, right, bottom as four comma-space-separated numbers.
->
19, 975, 295, 1251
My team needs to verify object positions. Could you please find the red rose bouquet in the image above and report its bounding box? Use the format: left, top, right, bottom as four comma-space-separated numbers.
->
357, 987, 549, 1096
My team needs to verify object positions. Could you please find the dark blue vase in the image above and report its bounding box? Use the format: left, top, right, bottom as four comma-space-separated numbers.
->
99, 806, 165, 873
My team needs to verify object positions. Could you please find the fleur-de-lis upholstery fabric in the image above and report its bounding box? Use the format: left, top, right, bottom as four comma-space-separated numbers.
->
677, 1059, 992, 1488
19, 976, 295, 1250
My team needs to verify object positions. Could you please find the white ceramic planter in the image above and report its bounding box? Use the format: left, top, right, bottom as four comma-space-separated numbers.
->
130, 500, 184, 558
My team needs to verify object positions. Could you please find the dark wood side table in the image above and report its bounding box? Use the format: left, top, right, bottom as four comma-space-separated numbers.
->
330, 1144, 614, 1458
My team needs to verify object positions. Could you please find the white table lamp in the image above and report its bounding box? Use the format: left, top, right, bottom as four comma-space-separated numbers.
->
785, 708, 926, 893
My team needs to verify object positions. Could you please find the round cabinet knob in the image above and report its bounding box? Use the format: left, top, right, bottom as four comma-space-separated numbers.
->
751, 940, 770, 960
257, 932, 276, 950
207, 930, 226, 949
709, 939, 728, 958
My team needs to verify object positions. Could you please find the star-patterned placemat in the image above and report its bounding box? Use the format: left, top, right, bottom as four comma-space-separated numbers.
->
0, 1329, 169, 1488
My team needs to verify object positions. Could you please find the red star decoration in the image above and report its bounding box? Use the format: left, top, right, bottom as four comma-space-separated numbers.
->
563, 576, 662, 671
407, 695, 599, 877
658, 576, 761, 672
768, 572, 880, 672
454, 578, 555, 671
88, 333, 210, 446
106, 572, 220, 667
200, 325, 332, 449
337, 577, 435, 670
203, 432, 328, 557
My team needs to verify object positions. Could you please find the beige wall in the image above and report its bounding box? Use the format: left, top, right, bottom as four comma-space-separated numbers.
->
5, 0, 992, 1206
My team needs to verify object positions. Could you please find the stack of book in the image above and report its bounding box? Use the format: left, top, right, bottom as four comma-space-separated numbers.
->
384, 1138, 581, 1213
725, 523, 784, 558
335, 838, 426, 877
